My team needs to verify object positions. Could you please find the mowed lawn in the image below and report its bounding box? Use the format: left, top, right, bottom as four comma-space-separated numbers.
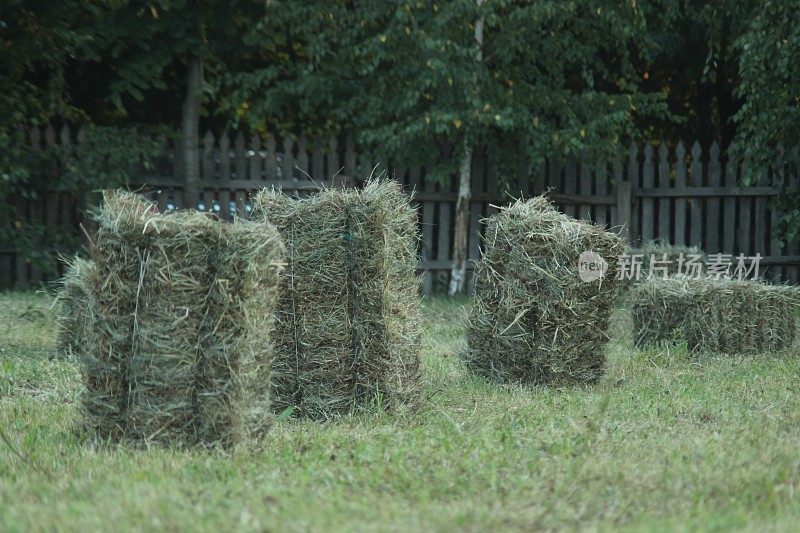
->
2, 291, 800, 532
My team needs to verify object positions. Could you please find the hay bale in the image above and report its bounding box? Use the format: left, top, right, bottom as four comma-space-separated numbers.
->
252, 180, 422, 419
80, 190, 284, 447
55, 256, 95, 356
625, 241, 706, 280
682, 278, 799, 354
464, 196, 625, 385
630, 276, 693, 348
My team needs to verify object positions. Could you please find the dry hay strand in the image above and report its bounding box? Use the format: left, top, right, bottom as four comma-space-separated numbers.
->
55, 255, 95, 357
252, 180, 422, 419
81, 190, 285, 447
464, 196, 625, 385
630, 276, 694, 348
681, 277, 799, 355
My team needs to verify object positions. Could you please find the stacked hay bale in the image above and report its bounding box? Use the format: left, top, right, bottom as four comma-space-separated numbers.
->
682, 278, 799, 354
631, 277, 799, 353
252, 180, 421, 419
55, 256, 95, 356
464, 196, 625, 385
630, 276, 693, 348
78, 190, 284, 447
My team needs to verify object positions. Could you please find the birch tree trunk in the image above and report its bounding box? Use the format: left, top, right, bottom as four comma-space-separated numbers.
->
448, 1, 484, 296
182, 54, 203, 209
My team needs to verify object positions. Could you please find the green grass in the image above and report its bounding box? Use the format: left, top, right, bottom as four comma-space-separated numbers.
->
2, 291, 800, 531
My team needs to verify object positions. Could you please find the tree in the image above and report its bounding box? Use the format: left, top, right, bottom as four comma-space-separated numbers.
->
257, 1, 669, 293
83, 0, 268, 207
730, 1, 800, 246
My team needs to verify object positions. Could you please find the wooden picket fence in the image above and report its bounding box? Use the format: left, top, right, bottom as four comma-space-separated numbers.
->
2, 125, 799, 291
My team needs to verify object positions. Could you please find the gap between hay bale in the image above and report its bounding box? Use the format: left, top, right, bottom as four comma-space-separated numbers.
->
252, 180, 422, 419
464, 196, 625, 385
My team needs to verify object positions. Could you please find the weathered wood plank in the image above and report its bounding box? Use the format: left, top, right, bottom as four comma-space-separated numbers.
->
579, 158, 592, 221
673, 141, 687, 246
753, 167, 767, 257
641, 144, 655, 243
627, 142, 640, 243
265, 134, 277, 181
788, 169, 799, 282
282, 136, 295, 182
297, 135, 309, 179
416, 165, 435, 294
249, 134, 262, 182
594, 158, 608, 228
563, 156, 577, 217
705, 142, 721, 252
312, 135, 324, 180
610, 156, 623, 230
657, 141, 671, 242
202, 130, 215, 183
722, 152, 738, 255
219, 131, 231, 182
689, 141, 704, 248
738, 161, 753, 256
234, 131, 246, 181
328, 136, 342, 186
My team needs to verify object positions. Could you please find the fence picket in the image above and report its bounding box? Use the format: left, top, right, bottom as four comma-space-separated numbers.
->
563, 156, 577, 218
657, 142, 671, 242
579, 158, 592, 221
689, 141, 703, 248
234, 131, 247, 181
594, 158, 608, 227
673, 141, 687, 246
641, 144, 655, 243
219, 131, 231, 183
627, 142, 639, 243
4, 128, 800, 290
706, 142, 721, 253
723, 152, 737, 255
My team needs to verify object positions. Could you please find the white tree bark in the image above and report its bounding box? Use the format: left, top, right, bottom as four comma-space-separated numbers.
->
448, 0, 484, 296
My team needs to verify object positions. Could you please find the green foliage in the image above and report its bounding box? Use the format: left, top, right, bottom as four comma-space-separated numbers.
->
0, 126, 164, 277
732, 1, 800, 246
733, 1, 800, 176
59, 126, 166, 195
231, 1, 673, 185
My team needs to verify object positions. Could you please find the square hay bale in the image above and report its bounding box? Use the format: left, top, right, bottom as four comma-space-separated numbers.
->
252, 180, 422, 419
78, 190, 284, 447
464, 196, 625, 385
682, 278, 799, 354
630, 276, 694, 348
55, 256, 95, 356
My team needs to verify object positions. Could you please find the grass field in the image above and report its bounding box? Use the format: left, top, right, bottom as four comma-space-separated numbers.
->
2, 291, 800, 531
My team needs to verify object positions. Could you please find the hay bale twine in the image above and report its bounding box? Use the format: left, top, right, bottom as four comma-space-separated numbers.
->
55, 256, 95, 356
81, 190, 285, 447
252, 180, 422, 419
464, 196, 625, 385
630, 276, 693, 348
682, 278, 799, 355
